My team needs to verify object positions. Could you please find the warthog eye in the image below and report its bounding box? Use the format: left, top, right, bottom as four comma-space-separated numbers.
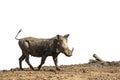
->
58, 40, 63, 44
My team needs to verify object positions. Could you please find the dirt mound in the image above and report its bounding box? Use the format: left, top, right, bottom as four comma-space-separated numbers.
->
88, 61, 120, 67
0, 63, 120, 80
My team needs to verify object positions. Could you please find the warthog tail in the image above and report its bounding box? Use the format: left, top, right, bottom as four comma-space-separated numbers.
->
15, 29, 22, 40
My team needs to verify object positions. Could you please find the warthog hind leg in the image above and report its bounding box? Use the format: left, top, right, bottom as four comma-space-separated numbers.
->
24, 52, 34, 70
19, 54, 25, 70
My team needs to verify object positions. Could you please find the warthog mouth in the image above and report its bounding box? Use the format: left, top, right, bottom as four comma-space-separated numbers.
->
65, 48, 74, 57
66, 54, 72, 57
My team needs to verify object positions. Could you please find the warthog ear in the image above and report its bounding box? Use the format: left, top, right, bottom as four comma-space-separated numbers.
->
56, 35, 60, 40
64, 34, 69, 38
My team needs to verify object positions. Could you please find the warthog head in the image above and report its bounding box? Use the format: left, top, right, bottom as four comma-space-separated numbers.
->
57, 34, 74, 57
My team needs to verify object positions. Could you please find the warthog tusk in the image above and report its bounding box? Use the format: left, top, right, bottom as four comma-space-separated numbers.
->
71, 48, 74, 53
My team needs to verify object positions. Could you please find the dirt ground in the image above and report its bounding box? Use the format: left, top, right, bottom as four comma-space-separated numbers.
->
0, 62, 120, 80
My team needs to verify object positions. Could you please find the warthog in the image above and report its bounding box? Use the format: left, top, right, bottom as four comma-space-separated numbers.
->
15, 29, 74, 70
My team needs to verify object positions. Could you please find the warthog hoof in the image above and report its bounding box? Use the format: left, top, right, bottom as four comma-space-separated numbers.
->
56, 68, 60, 71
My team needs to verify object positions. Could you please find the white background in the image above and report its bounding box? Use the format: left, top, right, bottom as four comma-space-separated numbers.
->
0, 0, 120, 70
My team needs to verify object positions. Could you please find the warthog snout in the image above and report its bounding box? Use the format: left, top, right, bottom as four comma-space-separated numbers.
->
65, 48, 74, 57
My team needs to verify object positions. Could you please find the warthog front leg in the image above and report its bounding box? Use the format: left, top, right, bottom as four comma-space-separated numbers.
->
38, 55, 47, 70
53, 55, 60, 71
